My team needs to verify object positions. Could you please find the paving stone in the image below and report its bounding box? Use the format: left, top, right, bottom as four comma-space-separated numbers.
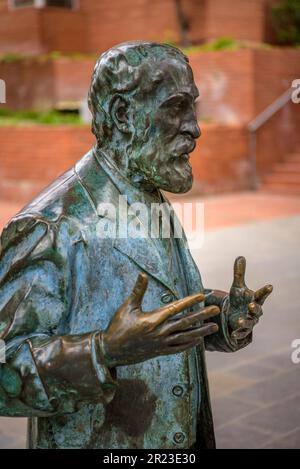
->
215, 422, 273, 449
0, 418, 27, 449
259, 352, 299, 372
0, 417, 27, 436
230, 362, 280, 381
262, 427, 300, 449
208, 371, 255, 399
0, 429, 26, 449
232, 368, 300, 405
211, 395, 260, 429
238, 395, 300, 435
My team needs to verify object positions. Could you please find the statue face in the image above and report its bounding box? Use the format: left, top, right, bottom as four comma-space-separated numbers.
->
129, 60, 201, 193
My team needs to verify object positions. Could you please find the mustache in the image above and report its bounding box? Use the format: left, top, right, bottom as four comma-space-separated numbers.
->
172, 137, 196, 157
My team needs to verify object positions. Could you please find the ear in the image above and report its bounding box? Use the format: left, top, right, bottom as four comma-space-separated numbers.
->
110, 95, 131, 134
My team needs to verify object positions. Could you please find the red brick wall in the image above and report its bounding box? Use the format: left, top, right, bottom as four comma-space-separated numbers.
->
0, 123, 249, 203
40, 7, 88, 54
0, 4, 87, 55
52, 57, 94, 106
191, 47, 300, 127
82, 0, 179, 52
191, 123, 250, 194
0, 60, 54, 111
253, 49, 300, 177
204, 0, 266, 42
190, 49, 255, 124
0, 0, 275, 55
0, 1, 7, 12
82, 0, 275, 50
181, 0, 206, 44
0, 125, 93, 182
3, 48, 299, 119
0, 57, 95, 110
0, 8, 43, 55
0, 125, 94, 203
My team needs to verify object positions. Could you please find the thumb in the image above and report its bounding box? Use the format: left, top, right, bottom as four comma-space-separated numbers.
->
129, 272, 148, 309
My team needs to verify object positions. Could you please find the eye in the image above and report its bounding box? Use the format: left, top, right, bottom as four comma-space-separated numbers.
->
166, 98, 186, 117
159, 95, 189, 117
173, 103, 182, 113
172, 98, 184, 111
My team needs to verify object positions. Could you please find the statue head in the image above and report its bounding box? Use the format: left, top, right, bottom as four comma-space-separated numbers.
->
88, 41, 200, 193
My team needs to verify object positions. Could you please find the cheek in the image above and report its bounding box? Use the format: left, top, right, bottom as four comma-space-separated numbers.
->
154, 113, 181, 140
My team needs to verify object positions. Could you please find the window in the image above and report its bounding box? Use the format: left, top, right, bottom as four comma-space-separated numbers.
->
10, 0, 77, 8
46, 0, 75, 6
11, 0, 35, 6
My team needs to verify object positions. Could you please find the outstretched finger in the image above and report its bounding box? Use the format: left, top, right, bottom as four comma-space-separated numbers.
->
161, 306, 220, 335
164, 339, 203, 356
166, 323, 219, 345
232, 256, 246, 288
155, 292, 205, 323
254, 284, 273, 305
129, 272, 148, 307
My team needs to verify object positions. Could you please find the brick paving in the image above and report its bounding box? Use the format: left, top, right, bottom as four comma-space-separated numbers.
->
196, 214, 300, 449
169, 190, 300, 231
0, 192, 300, 448
2, 191, 300, 233
0, 201, 22, 231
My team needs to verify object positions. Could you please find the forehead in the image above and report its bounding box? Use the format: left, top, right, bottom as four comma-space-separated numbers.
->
154, 58, 199, 100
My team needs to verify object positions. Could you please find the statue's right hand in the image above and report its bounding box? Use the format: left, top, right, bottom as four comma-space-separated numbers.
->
101, 273, 220, 368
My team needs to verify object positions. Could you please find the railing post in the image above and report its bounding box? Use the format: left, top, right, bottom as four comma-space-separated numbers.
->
249, 130, 258, 190
247, 87, 293, 192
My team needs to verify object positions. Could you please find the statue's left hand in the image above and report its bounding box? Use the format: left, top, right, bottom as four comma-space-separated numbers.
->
227, 256, 273, 341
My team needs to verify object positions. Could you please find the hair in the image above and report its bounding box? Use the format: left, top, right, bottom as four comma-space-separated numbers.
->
88, 41, 189, 144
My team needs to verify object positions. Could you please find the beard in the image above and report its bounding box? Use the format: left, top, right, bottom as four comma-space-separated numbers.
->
127, 134, 194, 194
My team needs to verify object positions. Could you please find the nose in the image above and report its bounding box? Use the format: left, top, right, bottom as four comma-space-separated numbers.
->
181, 118, 201, 140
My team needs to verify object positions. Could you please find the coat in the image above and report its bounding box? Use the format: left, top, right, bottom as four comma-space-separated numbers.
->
0, 149, 244, 449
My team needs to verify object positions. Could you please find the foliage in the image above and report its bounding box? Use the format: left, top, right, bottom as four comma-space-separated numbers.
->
272, 0, 300, 46
179, 37, 271, 54
0, 51, 97, 64
0, 108, 85, 126
0, 53, 24, 63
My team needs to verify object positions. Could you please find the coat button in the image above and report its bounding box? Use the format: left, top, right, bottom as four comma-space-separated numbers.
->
172, 385, 184, 397
173, 432, 185, 444
161, 291, 174, 304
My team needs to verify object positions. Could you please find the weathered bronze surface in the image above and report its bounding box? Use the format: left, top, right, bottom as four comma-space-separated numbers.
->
0, 41, 272, 449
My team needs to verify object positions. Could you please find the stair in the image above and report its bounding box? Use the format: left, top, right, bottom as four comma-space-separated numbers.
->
261, 148, 300, 196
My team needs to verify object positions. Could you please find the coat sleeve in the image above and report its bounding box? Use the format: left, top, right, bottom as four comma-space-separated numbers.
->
203, 289, 252, 353
0, 215, 116, 417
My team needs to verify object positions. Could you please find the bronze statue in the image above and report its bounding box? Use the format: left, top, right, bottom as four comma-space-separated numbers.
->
0, 42, 272, 449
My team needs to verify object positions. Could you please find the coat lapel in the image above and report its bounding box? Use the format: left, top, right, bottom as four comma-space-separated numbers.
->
113, 237, 177, 296
76, 150, 178, 296
161, 193, 204, 296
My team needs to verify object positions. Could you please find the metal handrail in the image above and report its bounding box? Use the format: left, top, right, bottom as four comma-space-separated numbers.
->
247, 87, 293, 189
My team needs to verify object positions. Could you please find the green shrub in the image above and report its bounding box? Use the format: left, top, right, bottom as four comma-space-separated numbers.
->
0, 53, 24, 63
272, 0, 300, 46
0, 109, 84, 126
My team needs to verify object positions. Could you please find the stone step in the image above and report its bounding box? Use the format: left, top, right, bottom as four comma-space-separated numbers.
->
284, 153, 300, 164
261, 182, 300, 196
263, 173, 300, 185
272, 162, 300, 173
